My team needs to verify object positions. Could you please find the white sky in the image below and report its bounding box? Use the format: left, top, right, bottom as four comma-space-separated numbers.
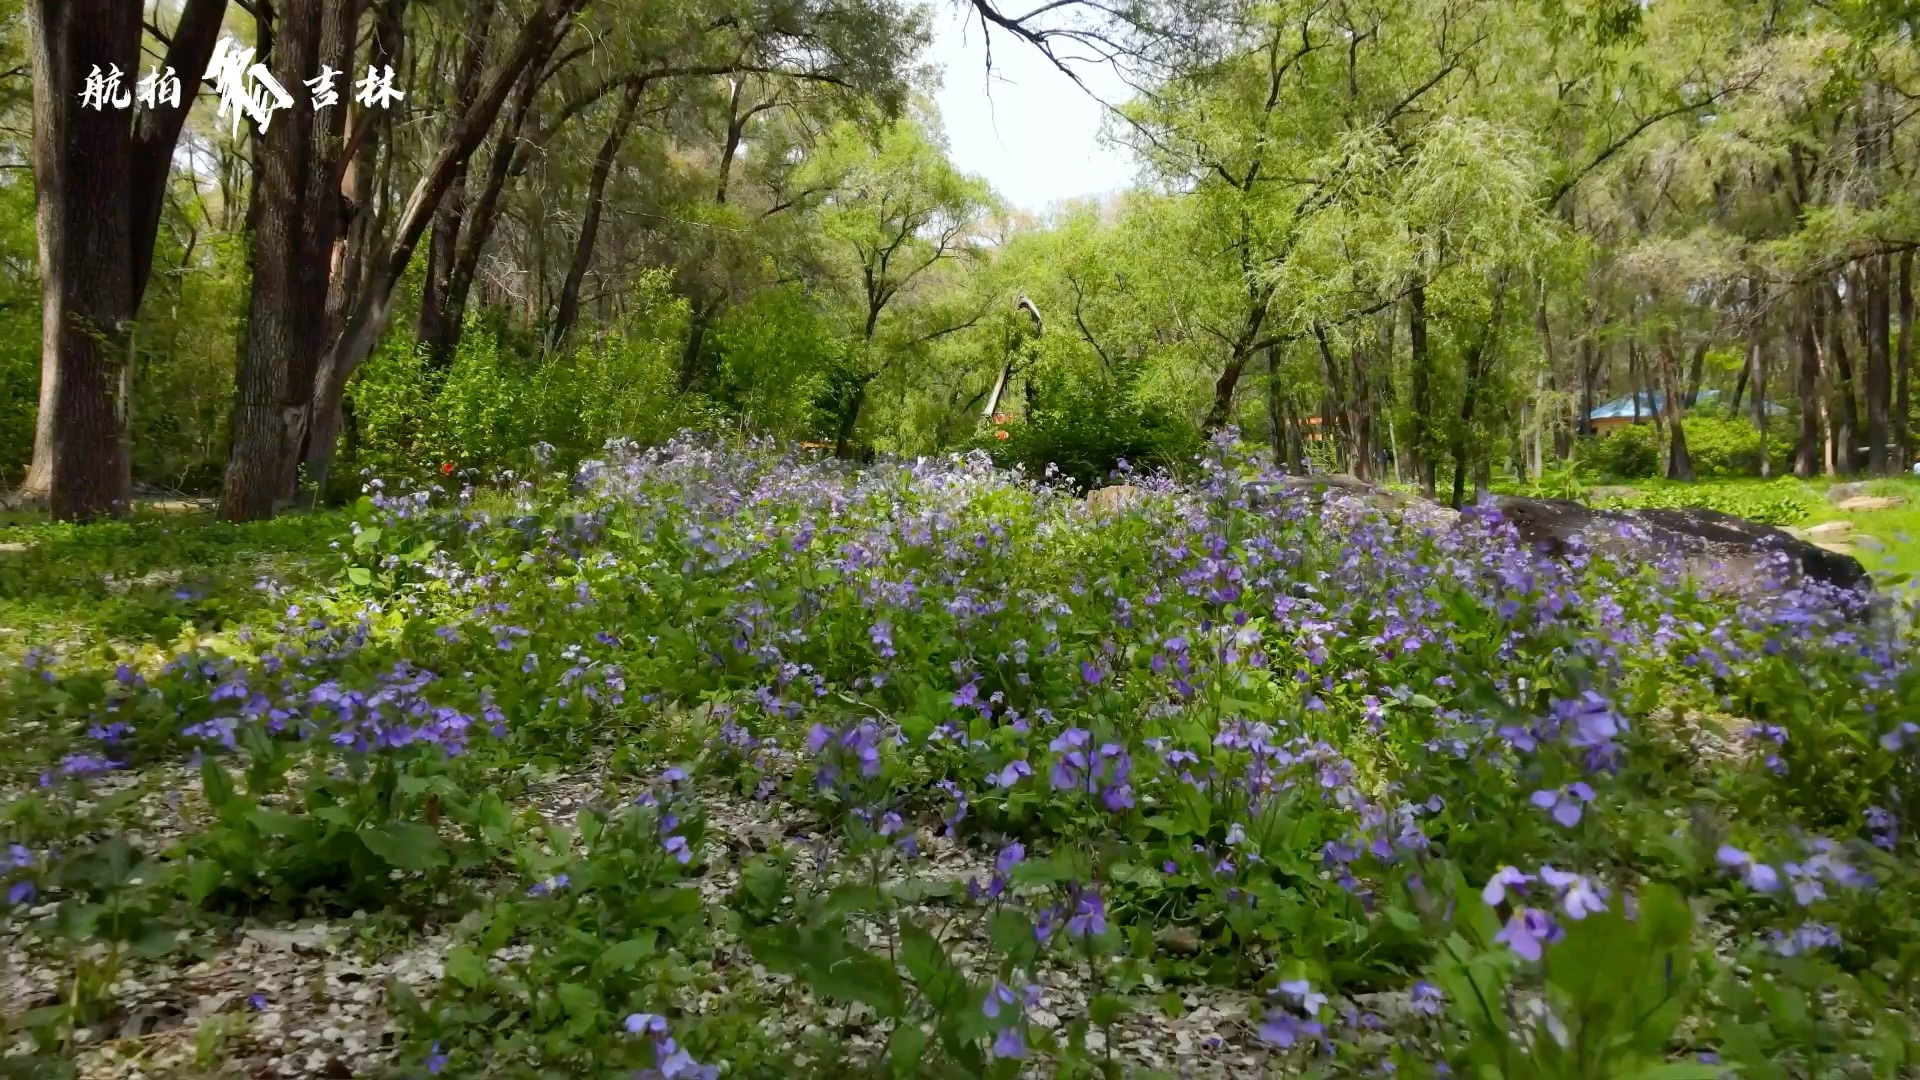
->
926, 4, 1138, 213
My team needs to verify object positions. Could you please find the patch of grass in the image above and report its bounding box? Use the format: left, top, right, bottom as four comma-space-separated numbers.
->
1799, 476, 1920, 584
0, 507, 347, 663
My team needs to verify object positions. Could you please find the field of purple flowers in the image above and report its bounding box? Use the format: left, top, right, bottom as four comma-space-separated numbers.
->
5, 437, 1920, 1079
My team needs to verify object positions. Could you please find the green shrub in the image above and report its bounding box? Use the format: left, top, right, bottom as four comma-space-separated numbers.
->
972, 369, 1202, 490
348, 273, 719, 482
1583, 424, 1660, 480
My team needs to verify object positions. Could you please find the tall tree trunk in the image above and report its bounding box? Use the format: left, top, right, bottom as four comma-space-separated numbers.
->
1863, 254, 1893, 474
1204, 350, 1253, 432
222, 0, 325, 521
1408, 279, 1434, 497
549, 79, 643, 352
1826, 284, 1860, 474
1449, 277, 1506, 509
25, 0, 141, 519
21, 0, 226, 516
1796, 284, 1824, 479
305, 0, 586, 490
1659, 339, 1695, 481
834, 373, 874, 460
1575, 315, 1597, 438
416, 1, 497, 367
1266, 342, 1286, 470
1749, 284, 1769, 478
1683, 340, 1706, 407
303, 0, 400, 499
1898, 249, 1913, 469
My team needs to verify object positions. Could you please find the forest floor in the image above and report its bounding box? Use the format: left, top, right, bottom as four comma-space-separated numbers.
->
2, 460, 1915, 1078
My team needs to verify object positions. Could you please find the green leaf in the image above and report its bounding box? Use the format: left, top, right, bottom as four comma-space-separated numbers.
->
888, 1022, 930, 1078
246, 807, 302, 837
557, 982, 600, 1016
347, 566, 372, 586
556, 982, 602, 1036
1629, 1067, 1726, 1080
353, 527, 382, 551
359, 822, 447, 871
200, 759, 234, 809
988, 909, 1036, 957
900, 921, 967, 1009
1089, 994, 1130, 1026
444, 947, 488, 989
595, 930, 659, 975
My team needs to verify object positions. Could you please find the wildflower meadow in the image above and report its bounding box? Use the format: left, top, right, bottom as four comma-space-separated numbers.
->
4, 437, 1919, 1078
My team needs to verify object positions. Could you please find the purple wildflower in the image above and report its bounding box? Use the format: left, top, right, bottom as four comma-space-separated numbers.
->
1529, 783, 1595, 827
1481, 866, 1535, 907
1494, 907, 1562, 961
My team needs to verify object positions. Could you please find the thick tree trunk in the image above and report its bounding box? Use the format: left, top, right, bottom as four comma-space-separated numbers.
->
1683, 341, 1706, 407
24, 0, 141, 519
1796, 285, 1824, 479
1659, 339, 1695, 481
21, 0, 226, 515
1204, 351, 1252, 432
302, 0, 400, 500
304, 0, 585, 489
834, 374, 874, 460
1826, 286, 1860, 474
1898, 249, 1914, 468
549, 81, 643, 352
1408, 280, 1434, 497
222, 0, 325, 521
1749, 282, 1769, 478
1863, 255, 1893, 474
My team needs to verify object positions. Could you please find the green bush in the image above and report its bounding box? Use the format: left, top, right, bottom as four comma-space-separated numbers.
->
972, 369, 1202, 490
1681, 414, 1785, 479
1583, 424, 1660, 480
349, 273, 720, 482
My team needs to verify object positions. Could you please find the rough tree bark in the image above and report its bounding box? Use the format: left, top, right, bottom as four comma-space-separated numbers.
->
1898, 249, 1913, 467
1863, 254, 1892, 474
1826, 284, 1860, 474
21, 0, 227, 518
303, 0, 403, 499
549, 79, 645, 352
1796, 285, 1824, 479
222, 0, 327, 521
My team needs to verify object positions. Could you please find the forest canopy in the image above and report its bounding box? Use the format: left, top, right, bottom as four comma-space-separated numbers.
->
3, 0, 1918, 519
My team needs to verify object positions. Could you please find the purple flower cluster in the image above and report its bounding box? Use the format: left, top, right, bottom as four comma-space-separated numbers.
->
1482, 864, 1609, 961
624, 1013, 717, 1079
1047, 728, 1134, 811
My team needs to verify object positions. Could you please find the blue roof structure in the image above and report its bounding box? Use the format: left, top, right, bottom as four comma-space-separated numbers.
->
1588, 389, 1785, 421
